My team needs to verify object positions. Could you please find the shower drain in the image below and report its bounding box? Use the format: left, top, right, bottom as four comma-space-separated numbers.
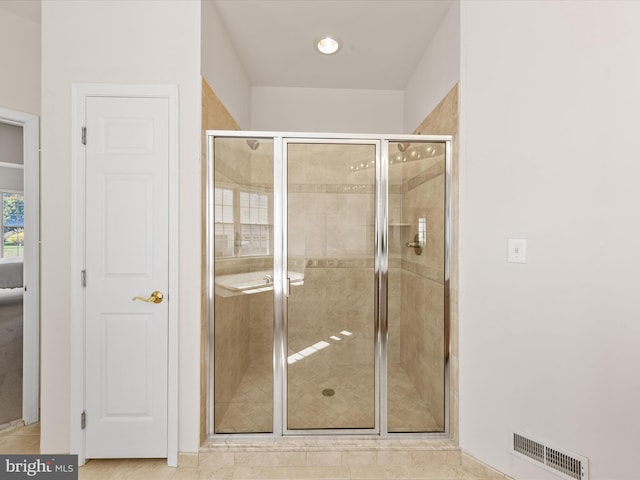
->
321, 388, 335, 397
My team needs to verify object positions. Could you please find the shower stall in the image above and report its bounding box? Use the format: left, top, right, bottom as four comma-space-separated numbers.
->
206, 131, 451, 437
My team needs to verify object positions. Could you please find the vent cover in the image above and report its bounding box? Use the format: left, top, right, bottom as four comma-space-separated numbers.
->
512, 433, 589, 480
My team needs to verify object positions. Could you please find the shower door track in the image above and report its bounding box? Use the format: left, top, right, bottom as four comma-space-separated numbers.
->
206, 130, 452, 439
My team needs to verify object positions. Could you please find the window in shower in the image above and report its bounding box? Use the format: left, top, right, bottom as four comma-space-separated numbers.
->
214, 187, 234, 257
239, 191, 269, 256
214, 188, 271, 258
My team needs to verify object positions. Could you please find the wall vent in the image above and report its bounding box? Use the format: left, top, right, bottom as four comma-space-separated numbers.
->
512, 433, 589, 480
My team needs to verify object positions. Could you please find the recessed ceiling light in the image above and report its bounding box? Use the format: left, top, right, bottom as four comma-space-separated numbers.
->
316, 36, 341, 55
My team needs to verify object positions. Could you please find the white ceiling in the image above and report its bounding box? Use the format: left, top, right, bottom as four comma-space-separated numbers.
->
0, 0, 453, 91
213, 0, 453, 90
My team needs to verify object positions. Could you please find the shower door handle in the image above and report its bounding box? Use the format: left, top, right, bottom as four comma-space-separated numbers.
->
406, 233, 423, 255
285, 277, 291, 297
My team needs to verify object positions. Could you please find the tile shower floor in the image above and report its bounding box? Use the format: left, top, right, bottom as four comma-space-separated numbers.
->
216, 362, 440, 433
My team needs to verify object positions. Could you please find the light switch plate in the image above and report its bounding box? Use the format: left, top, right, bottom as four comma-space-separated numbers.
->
507, 239, 527, 263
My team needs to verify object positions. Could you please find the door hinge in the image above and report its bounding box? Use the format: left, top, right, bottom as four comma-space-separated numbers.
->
81, 270, 86, 287
81, 411, 86, 430
81, 126, 87, 145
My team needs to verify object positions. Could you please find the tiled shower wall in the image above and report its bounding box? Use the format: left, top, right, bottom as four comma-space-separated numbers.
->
287, 143, 376, 377
213, 293, 251, 429
397, 158, 445, 430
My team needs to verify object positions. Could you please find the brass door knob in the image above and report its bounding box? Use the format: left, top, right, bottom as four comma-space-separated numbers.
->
132, 290, 164, 304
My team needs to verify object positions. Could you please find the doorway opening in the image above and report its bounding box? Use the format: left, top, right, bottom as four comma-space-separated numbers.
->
0, 108, 40, 429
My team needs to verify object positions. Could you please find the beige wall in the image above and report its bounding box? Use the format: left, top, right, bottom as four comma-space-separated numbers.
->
0, 8, 40, 115
40, 0, 202, 453
0, 124, 24, 191
0, 124, 23, 165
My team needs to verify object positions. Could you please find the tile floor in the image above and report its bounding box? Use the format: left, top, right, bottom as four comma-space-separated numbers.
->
0, 423, 512, 480
216, 362, 440, 434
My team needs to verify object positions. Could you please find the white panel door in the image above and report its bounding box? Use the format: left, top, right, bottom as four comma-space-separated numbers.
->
84, 96, 169, 458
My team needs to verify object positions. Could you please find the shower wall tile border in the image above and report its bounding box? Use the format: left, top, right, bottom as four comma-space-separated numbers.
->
289, 257, 402, 270
405, 161, 445, 192
215, 256, 274, 275
214, 181, 273, 193
299, 257, 373, 269
289, 184, 403, 194
399, 260, 444, 285
216, 255, 401, 273
289, 183, 375, 194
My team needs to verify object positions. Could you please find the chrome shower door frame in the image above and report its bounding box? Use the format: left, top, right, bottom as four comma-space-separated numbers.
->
281, 136, 382, 436
205, 131, 453, 439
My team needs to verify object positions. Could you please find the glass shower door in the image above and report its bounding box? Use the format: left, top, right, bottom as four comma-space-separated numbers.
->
386, 141, 447, 433
285, 141, 378, 432
207, 131, 451, 438
211, 136, 274, 434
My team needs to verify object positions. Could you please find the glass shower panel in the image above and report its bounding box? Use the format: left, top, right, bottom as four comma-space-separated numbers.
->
387, 141, 446, 433
286, 142, 376, 431
213, 137, 274, 433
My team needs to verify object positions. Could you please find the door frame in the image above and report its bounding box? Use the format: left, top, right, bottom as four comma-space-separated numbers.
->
0, 106, 40, 426
70, 84, 179, 466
